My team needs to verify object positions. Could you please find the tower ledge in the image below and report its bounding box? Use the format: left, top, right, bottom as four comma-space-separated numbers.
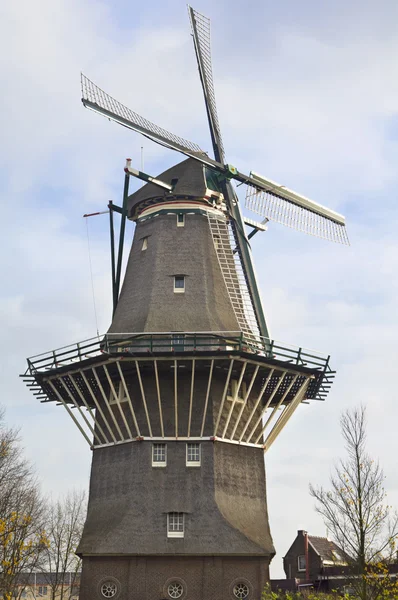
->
22, 331, 334, 452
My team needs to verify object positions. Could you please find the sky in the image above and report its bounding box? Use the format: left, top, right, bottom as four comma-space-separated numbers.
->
1, 0, 398, 580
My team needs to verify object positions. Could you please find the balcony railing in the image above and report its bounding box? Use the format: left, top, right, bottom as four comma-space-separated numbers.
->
25, 331, 331, 376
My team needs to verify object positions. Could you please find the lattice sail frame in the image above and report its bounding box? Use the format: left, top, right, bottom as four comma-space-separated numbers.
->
245, 185, 349, 245
188, 6, 225, 162
81, 74, 206, 158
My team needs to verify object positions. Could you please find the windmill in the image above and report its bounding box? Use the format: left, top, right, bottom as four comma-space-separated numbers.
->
22, 7, 348, 600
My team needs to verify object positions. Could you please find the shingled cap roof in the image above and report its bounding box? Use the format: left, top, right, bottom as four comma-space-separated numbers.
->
308, 535, 347, 563
127, 158, 211, 219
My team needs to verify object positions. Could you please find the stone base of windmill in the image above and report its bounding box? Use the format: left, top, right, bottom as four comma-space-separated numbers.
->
79, 555, 271, 600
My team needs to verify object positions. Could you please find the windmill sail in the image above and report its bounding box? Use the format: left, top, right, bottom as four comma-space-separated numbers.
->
188, 7, 270, 340
188, 6, 225, 163
245, 173, 349, 245
81, 74, 207, 160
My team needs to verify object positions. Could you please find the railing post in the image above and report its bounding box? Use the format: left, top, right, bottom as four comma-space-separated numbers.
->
297, 347, 302, 365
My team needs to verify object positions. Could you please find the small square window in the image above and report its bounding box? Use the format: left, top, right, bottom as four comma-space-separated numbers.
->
152, 443, 167, 467
174, 276, 185, 293
177, 213, 185, 227
141, 237, 148, 251
186, 443, 201, 466
298, 555, 306, 571
167, 512, 184, 538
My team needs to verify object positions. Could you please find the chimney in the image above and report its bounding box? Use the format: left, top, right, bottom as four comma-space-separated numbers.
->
304, 531, 310, 580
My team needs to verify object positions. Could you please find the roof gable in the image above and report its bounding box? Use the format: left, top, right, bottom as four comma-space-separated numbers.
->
308, 535, 346, 562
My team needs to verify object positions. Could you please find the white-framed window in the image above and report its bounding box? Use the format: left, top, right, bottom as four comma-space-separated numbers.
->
186, 443, 201, 466
100, 580, 118, 598
141, 236, 148, 251
109, 381, 128, 405
227, 379, 247, 403
298, 555, 306, 571
167, 512, 184, 538
174, 275, 185, 293
177, 213, 185, 227
152, 443, 167, 467
38, 587, 48, 597
167, 580, 184, 598
233, 582, 250, 599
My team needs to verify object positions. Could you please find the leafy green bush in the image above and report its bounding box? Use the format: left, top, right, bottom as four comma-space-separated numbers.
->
261, 585, 348, 600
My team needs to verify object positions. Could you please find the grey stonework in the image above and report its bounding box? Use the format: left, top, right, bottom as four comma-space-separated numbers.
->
109, 212, 240, 335
78, 440, 273, 556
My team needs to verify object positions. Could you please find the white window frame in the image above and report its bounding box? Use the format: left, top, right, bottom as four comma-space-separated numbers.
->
152, 443, 167, 467
141, 236, 148, 251
177, 213, 185, 227
227, 379, 247, 404
174, 275, 185, 293
167, 512, 184, 538
186, 443, 201, 467
298, 555, 306, 572
109, 381, 128, 405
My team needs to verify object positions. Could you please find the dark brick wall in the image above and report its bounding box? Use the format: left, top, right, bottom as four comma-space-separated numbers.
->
78, 438, 274, 556
79, 555, 270, 600
109, 212, 240, 334
283, 531, 321, 580
78, 362, 274, 556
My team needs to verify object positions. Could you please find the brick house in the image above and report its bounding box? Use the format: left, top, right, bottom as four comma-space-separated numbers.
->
280, 530, 398, 594
283, 530, 347, 586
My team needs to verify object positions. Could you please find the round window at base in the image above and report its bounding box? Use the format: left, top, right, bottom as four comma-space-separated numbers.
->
233, 582, 250, 599
167, 581, 184, 598
101, 581, 118, 598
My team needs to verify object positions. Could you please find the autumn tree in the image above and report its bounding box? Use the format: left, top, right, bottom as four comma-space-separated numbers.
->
310, 406, 398, 600
42, 490, 86, 600
0, 409, 47, 600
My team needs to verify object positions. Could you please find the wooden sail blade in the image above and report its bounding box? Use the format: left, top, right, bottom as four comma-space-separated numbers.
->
81, 73, 208, 160
188, 6, 225, 163
244, 173, 349, 245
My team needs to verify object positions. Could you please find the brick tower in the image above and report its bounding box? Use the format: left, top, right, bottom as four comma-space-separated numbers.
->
23, 6, 348, 600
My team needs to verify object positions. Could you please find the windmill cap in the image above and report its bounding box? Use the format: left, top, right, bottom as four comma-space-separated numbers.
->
127, 158, 211, 219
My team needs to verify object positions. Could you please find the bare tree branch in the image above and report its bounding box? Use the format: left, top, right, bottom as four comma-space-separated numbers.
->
309, 406, 398, 600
